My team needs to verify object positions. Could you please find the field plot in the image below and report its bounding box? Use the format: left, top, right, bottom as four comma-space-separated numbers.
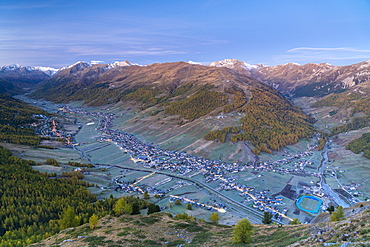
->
1, 142, 87, 163
296, 195, 322, 214
74, 121, 100, 143
328, 129, 370, 200
32, 164, 62, 173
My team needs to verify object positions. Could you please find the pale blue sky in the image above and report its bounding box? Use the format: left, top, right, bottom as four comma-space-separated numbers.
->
1, 0, 370, 68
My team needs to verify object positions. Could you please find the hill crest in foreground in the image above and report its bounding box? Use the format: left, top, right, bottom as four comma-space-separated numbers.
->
32, 203, 370, 247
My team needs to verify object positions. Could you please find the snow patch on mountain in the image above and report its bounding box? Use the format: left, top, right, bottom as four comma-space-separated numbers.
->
187, 60, 203, 65
35, 66, 59, 76
66, 61, 91, 69
209, 59, 259, 71
358, 60, 370, 70
1, 64, 58, 76
107, 61, 132, 69
90, 60, 105, 65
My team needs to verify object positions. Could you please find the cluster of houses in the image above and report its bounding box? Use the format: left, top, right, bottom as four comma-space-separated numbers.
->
60, 106, 340, 218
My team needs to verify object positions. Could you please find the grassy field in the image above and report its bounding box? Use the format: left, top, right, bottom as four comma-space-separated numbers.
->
0, 142, 88, 164
297, 196, 322, 213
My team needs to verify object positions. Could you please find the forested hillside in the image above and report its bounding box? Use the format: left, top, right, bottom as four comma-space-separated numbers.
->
346, 132, 370, 159
0, 94, 50, 145
0, 145, 160, 246
205, 86, 316, 153
0, 80, 24, 96
0, 146, 114, 246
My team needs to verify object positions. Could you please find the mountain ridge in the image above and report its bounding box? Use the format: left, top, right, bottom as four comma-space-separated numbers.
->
208, 59, 370, 97
3, 59, 370, 97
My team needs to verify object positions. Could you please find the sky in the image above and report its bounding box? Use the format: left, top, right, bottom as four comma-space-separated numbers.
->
1, 0, 370, 68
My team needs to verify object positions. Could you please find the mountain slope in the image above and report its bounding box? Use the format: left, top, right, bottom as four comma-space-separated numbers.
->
0, 64, 53, 88
0, 94, 51, 145
0, 79, 25, 95
31, 61, 315, 153
209, 59, 370, 97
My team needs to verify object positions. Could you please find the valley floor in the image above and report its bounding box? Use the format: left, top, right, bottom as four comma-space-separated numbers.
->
9, 95, 370, 225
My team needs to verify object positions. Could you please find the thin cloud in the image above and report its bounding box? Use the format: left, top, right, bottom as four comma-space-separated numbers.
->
0, 2, 75, 10
274, 47, 370, 64
288, 47, 370, 53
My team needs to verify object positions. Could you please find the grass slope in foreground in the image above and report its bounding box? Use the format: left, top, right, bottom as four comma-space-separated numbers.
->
31, 203, 370, 247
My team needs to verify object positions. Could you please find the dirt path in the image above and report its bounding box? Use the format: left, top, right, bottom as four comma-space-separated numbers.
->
239, 141, 259, 163
182, 139, 212, 153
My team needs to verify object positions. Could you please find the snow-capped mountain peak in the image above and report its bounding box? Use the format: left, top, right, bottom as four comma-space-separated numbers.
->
34, 66, 59, 76
107, 61, 132, 68
1, 64, 22, 71
209, 59, 259, 71
0, 64, 58, 76
66, 61, 91, 69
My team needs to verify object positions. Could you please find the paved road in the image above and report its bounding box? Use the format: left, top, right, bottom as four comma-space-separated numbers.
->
111, 163, 285, 225
71, 107, 286, 224
319, 143, 350, 208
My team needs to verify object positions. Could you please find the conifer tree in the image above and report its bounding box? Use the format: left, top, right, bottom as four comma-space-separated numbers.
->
232, 218, 253, 244
131, 202, 141, 215
330, 206, 345, 222
262, 211, 273, 224
89, 214, 99, 229
59, 206, 80, 230
290, 218, 301, 225
210, 212, 219, 224
143, 191, 150, 199
113, 198, 132, 216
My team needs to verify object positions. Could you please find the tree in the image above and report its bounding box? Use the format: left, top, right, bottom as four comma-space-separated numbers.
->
289, 218, 301, 225
113, 198, 132, 216
175, 199, 181, 205
187, 203, 192, 210
147, 203, 160, 215
143, 191, 150, 199
262, 211, 273, 224
89, 214, 99, 229
59, 206, 80, 230
45, 158, 58, 166
327, 205, 335, 214
131, 202, 140, 215
232, 218, 253, 244
210, 212, 219, 224
330, 206, 345, 222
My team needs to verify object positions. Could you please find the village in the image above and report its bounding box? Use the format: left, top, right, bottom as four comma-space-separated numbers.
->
54, 106, 332, 221
31, 105, 359, 223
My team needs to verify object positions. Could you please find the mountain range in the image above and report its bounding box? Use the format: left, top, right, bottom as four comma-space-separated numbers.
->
1, 59, 369, 154
2, 58, 370, 97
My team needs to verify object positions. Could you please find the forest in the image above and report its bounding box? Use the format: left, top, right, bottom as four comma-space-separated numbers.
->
0, 94, 51, 146
0, 146, 158, 247
346, 132, 370, 159
164, 89, 226, 122
205, 86, 316, 153
330, 115, 370, 135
